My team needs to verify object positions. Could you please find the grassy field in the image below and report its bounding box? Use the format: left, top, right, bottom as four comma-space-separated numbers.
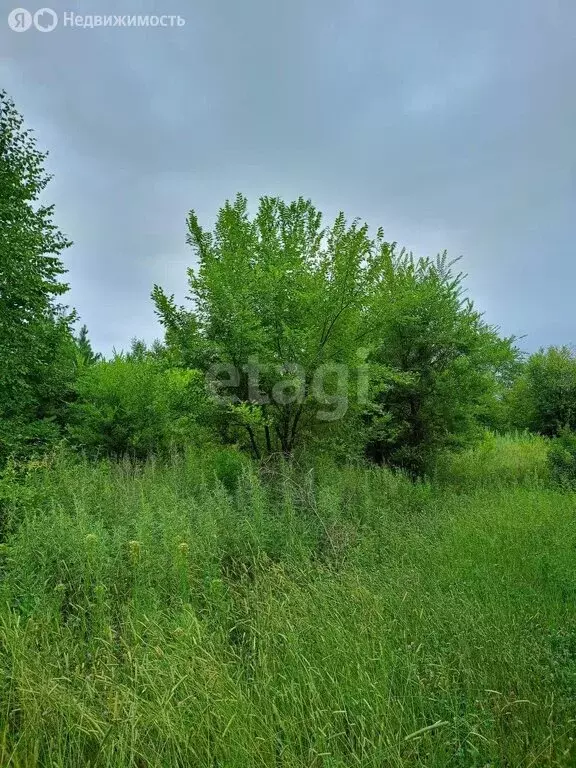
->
1, 435, 576, 767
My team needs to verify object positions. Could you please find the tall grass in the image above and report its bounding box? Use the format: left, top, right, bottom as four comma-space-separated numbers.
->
0, 442, 575, 766
433, 430, 550, 489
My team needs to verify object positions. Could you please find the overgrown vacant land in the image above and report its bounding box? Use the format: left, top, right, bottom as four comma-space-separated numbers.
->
3, 89, 576, 767
1, 435, 576, 767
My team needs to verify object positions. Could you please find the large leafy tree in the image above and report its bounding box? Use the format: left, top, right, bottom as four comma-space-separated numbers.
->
153, 194, 390, 457
366, 252, 517, 474
0, 91, 75, 460
153, 195, 515, 468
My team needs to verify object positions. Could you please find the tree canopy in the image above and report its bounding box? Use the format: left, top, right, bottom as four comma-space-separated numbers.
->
0, 91, 75, 461
153, 194, 517, 469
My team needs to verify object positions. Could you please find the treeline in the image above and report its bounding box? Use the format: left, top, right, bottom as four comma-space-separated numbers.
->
2, 91, 576, 479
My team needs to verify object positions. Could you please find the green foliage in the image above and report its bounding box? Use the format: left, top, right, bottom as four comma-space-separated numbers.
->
0, 312, 78, 464
507, 346, 576, 436
67, 352, 214, 459
153, 195, 515, 471
1, 447, 576, 765
433, 430, 549, 489
0, 91, 75, 464
153, 194, 395, 458
365, 253, 517, 475
548, 429, 576, 488
74, 323, 102, 367
210, 445, 252, 492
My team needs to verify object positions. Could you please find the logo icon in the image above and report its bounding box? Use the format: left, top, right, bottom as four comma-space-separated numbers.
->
33, 7, 57, 31
8, 7, 32, 31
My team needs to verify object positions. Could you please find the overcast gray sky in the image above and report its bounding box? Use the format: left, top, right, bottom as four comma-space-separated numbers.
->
2, 0, 575, 356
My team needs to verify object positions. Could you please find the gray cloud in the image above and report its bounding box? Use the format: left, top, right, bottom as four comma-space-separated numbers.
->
2, 0, 575, 355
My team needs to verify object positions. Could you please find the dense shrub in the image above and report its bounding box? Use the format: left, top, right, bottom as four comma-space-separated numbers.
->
366, 254, 516, 475
548, 429, 576, 488
67, 356, 214, 458
507, 347, 576, 436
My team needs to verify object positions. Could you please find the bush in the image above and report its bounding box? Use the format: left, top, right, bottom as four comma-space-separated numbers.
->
548, 429, 576, 488
507, 347, 576, 436
365, 253, 517, 476
67, 356, 214, 459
